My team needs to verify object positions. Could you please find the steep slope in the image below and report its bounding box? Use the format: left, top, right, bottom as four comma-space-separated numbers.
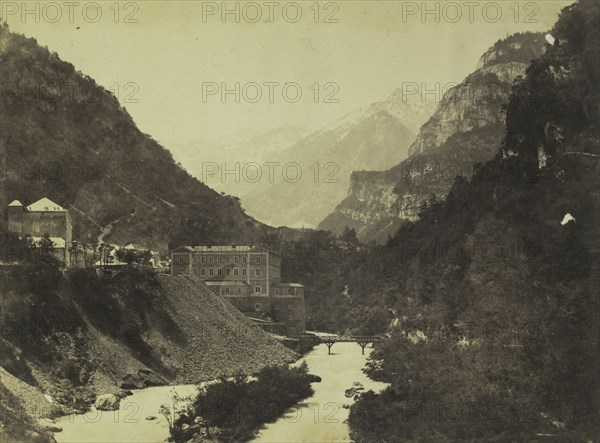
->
0, 264, 295, 441
240, 91, 435, 228
319, 32, 546, 243
346, 2, 599, 440
0, 24, 269, 251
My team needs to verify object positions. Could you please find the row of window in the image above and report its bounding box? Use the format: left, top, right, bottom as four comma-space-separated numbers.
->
188, 255, 263, 264
31, 221, 60, 233
220, 286, 299, 296
273, 287, 298, 295
192, 267, 261, 277
220, 286, 269, 294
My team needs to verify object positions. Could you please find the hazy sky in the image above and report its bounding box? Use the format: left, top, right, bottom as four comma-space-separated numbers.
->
4, 1, 573, 155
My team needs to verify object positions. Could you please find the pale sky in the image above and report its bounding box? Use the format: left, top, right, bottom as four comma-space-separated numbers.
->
4, 1, 573, 155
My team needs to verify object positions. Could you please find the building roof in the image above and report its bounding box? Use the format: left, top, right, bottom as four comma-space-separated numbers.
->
171, 245, 268, 253
30, 236, 66, 249
26, 197, 66, 212
8, 200, 23, 207
273, 282, 304, 288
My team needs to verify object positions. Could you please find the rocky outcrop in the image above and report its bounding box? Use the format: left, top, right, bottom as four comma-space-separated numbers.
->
94, 393, 121, 411
319, 33, 546, 243
37, 419, 62, 433
119, 369, 168, 390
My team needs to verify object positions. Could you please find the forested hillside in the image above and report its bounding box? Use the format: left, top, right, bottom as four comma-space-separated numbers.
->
319, 32, 547, 243
347, 1, 599, 441
0, 24, 270, 251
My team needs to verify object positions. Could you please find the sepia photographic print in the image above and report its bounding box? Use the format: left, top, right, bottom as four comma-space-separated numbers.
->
0, 0, 598, 442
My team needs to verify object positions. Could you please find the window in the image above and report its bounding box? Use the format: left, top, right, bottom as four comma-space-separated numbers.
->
238, 299, 242, 306
32, 222, 40, 233
179, 256, 184, 264
242, 269, 247, 277
274, 288, 280, 295
255, 268, 261, 277
209, 256, 214, 264
254, 303, 261, 311
225, 287, 230, 295
178, 267, 184, 275
218, 256, 223, 263
233, 268, 239, 276
255, 286, 261, 293
201, 256, 206, 263
274, 304, 280, 310
288, 304, 293, 310
218, 269, 222, 277
209, 268, 214, 276
200, 268, 206, 276
256, 256, 261, 264
288, 315, 293, 321
226, 268, 231, 276
237, 288, 242, 294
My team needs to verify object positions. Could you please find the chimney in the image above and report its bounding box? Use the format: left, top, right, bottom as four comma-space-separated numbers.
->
7, 200, 24, 235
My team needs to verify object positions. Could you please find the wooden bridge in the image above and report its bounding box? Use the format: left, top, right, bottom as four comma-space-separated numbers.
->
300, 335, 384, 355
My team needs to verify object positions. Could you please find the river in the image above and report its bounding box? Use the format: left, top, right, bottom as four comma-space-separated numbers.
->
253, 341, 388, 442
55, 341, 387, 442
55, 384, 198, 443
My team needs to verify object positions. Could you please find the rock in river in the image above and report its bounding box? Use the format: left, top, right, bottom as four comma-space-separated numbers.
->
94, 393, 121, 411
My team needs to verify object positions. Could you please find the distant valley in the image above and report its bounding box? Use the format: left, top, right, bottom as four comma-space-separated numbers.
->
176, 91, 435, 228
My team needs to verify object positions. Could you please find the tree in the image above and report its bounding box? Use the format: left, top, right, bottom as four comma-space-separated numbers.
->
341, 226, 359, 244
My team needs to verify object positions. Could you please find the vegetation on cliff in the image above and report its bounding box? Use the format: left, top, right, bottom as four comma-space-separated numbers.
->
0, 22, 270, 251
348, 1, 599, 441
319, 32, 546, 243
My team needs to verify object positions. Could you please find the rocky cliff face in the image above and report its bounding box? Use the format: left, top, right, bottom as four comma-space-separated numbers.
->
319, 33, 546, 243
239, 90, 435, 228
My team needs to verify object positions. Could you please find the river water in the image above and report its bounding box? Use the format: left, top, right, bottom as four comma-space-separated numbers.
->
253, 342, 388, 442
55, 385, 198, 443
55, 342, 387, 442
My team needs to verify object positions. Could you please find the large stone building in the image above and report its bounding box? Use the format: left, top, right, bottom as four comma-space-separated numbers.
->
7, 197, 73, 265
171, 245, 305, 334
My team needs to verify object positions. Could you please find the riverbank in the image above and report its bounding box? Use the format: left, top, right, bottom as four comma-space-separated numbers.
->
253, 342, 388, 442
52, 341, 386, 442
55, 384, 198, 443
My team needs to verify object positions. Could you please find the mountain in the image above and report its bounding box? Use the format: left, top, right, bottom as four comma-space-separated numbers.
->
239, 91, 435, 228
174, 125, 312, 197
0, 23, 273, 252
319, 32, 547, 243
345, 1, 599, 440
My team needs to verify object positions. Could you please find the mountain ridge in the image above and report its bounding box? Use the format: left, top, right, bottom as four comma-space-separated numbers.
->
319, 31, 547, 242
239, 90, 435, 228
0, 23, 272, 252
